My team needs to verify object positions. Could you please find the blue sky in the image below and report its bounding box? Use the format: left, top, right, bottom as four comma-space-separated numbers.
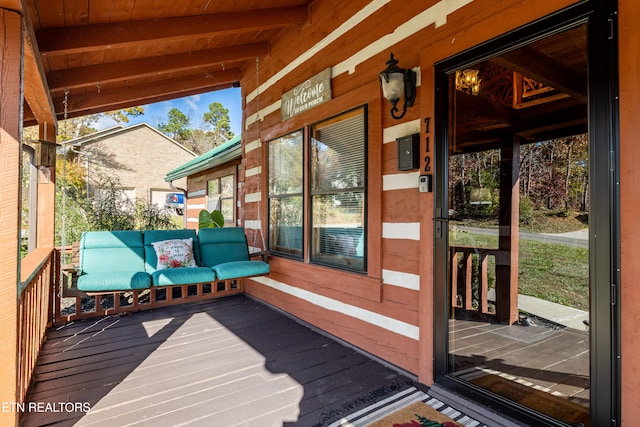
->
96, 87, 243, 137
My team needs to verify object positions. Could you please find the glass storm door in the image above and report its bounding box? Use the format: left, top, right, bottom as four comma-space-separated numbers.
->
433, 8, 619, 424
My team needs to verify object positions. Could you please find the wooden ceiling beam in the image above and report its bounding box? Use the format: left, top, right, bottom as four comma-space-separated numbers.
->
492, 47, 587, 103
46, 42, 268, 92
37, 7, 308, 57
41, 69, 242, 123
15, 0, 57, 129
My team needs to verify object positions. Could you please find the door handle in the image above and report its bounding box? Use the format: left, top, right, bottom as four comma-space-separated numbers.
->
434, 216, 448, 238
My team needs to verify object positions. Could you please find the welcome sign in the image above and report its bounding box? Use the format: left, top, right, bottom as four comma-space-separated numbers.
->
281, 68, 332, 120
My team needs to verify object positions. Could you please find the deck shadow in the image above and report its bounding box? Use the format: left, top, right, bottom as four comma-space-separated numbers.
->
21, 295, 413, 426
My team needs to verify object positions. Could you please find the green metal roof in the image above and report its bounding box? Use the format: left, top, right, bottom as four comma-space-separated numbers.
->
164, 135, 242, 182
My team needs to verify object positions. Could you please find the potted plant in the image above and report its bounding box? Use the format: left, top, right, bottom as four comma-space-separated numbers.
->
198, 209, 225, 229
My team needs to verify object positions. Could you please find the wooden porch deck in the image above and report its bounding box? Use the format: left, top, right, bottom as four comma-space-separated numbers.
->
21, 295, 415, 427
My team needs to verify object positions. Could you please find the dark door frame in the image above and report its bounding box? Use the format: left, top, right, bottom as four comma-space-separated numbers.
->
432, 1, 620, 425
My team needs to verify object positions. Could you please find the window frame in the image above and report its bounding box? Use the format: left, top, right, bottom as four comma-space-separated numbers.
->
207, 173, 236, 224
308, 105, 368, 273
267, 129, 305, 259
266, 106, 368, 273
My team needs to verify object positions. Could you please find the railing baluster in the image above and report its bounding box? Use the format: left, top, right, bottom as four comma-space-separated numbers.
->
480, 250, 489, 314
450, 246, 496, 318
463, 251, 473, 310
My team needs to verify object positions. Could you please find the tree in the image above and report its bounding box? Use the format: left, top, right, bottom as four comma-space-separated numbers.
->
55, 107, 146, 142
158, 108, 192, 143
104, 106, 144, 124
203, 102, 234, 147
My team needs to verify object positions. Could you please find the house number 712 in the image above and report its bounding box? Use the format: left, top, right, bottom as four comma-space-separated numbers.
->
424, 117, 431, 172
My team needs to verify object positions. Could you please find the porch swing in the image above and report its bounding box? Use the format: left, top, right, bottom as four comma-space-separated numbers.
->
56, 85, 270, 324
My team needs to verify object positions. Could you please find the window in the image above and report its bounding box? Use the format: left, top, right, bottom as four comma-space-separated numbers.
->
310, 107, 366, 271
267, 106, 367, 272
207, 174, 234, 222
268, 130, 304, 257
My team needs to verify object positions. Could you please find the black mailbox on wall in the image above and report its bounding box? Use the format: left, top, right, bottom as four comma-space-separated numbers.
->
396, 133, 420, 170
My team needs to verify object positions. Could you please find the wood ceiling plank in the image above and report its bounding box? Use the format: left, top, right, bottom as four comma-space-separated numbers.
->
86, 0, 107, 24
129, 0, 155, 20
106, 0, 135, 23
46, 42, 268, 90
62, 0, 88, 25
37, 6, 308, 56
32, 0, 64, 28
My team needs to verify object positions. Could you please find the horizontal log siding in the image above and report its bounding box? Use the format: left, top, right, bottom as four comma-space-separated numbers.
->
239, 0, 580, 378
185, 161, 241, 228
245, 278, 420, 374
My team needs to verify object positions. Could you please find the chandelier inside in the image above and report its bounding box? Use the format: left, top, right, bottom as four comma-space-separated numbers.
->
455, 69, 481, 96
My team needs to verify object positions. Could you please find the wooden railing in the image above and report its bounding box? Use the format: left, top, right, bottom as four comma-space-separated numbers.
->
450, 246, 501, 317
18, 247, 55, 403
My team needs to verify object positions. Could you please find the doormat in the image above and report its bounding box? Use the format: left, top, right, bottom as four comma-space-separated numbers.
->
470, 374, 589, 426
366, 401, 463, 427
327, 386, 488, 427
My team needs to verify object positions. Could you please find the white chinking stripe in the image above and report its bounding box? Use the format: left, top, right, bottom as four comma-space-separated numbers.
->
246, 0, 392, 104
252, 276, 419, 340
245, 100, 281, 129
383, 171, 420, 191
383, 222, 420, 240
245, 192, 261, 203
187, 204, 206, 210
244, 139, 261, 154
244, 220, 261, 230
333, 0, 474, 76
383, 120, 421, 144
245, 0, 473, 108
383, 269, 420, 290
246, 166, 262, 177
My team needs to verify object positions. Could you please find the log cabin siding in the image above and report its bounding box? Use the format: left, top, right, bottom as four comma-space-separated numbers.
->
185, 160, 242, 229
239, 0, 588, 381
618, 0, 640, 423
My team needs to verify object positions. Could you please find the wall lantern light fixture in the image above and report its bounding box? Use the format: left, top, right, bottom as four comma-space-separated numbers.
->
379, 53, 417, 119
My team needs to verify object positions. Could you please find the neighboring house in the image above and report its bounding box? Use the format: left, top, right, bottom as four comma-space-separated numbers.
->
63, 123, 196, 208
165, 135, 242, 231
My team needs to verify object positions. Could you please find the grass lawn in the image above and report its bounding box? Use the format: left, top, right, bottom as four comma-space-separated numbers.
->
450, 231, 589, 311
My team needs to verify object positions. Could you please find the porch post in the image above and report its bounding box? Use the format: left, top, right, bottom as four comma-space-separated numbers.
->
0, 7, 23, 426
36, 123, 57, 248
495, 137, 520, 324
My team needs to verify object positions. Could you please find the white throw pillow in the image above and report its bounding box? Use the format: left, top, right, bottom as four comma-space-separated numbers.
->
151, 238, 197, 270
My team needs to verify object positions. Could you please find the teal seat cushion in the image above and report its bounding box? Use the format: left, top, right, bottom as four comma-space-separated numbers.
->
151, 267, 215, 287
80, 231, 146, 274
212, 260, 270, 280
77, 271, 151, 292
198, 227, 250, 267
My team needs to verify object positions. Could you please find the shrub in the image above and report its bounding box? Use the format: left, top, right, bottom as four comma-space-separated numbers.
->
55, 175, 177, 246
519, 196, 534, 225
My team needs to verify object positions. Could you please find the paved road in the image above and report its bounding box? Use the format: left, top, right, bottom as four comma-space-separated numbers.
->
452, 225, 588, 248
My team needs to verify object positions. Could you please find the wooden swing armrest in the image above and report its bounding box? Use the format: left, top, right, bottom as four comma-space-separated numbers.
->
249, 250, 269, 262
61, 263, 78, 274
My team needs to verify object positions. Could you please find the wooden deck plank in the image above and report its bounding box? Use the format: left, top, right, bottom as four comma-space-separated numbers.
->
22, 296, 413, 426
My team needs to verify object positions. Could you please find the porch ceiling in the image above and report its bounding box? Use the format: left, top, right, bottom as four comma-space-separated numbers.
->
453, 24, 588, 152
12, 0, 311, 128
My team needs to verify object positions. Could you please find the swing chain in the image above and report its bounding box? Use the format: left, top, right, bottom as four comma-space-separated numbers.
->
58, 89, 70, 298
